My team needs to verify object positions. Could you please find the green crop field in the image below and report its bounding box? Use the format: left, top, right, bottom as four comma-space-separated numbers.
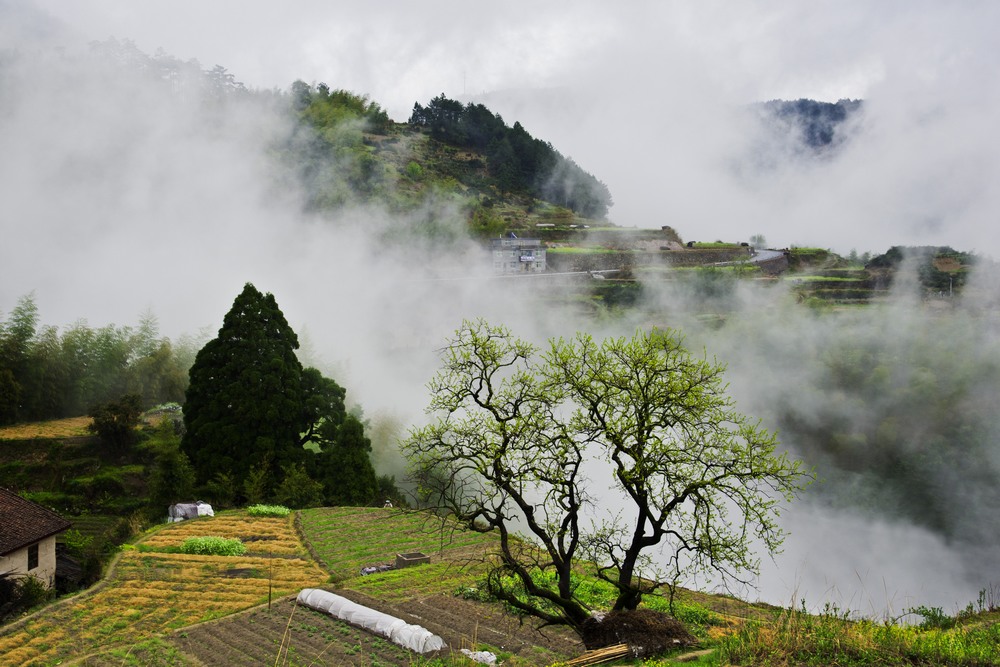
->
297, 507, 494, 598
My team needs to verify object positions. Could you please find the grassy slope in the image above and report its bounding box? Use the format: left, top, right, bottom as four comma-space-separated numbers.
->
367, 125, 609, 236
3, 502, 998, 666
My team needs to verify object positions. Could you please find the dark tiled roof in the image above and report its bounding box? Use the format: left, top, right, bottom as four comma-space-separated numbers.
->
0, 487, 72, 556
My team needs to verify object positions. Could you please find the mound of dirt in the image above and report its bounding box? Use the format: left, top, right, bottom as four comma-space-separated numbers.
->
580, 609, 697, 659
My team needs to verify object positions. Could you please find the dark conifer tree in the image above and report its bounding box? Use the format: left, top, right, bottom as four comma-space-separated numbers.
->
312, 414, 378, 506
182, 283, 306, 497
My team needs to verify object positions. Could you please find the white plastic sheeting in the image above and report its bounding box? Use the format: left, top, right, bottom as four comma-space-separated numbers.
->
297, 588, 446, 654
167, 501, 214, 522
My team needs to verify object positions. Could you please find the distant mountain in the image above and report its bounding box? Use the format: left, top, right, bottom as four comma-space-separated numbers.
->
754, 98, 863, 151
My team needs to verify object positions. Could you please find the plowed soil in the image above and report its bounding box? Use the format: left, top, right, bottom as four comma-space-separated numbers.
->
168, 597, 417, 667
336, 588, 582, 664
164, 590, 582, 666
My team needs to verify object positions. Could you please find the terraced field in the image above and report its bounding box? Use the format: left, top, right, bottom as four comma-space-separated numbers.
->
295, 506, 583, 665
297, 506, 494, 591
0, 507, 584, 666
0, 416, 92, 440
0, 512, 327, 666
167, 598, 419, 667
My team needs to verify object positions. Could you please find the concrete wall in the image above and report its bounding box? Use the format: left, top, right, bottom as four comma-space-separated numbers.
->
0, 536, 58, 588
546, 248, 752, 273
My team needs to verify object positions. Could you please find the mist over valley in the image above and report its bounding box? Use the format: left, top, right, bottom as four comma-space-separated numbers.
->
3, 1, 1000, 623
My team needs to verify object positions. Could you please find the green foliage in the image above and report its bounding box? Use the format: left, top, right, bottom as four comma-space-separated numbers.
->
283, 81, 392, 209
242, 461, 271, 505
863, 245, 977, 293
410, 94, 612, 217
455, 584, 494, 603
376, 474, 406, 508
295, 82, 390, 134
183, 284, 376, 507
67, 468, 129, 501
404, 160, 424, 180
62, 529, 94, 558
469, 203, 506, 237
405, 319, 808, 634
1, 572, 53, 619
311, 414, 378, 506
182, 283, 307, 499
0, 294, 189, 425
87, 393, 144, 452
144, 419, 196, 509
298, 367, 346, 446
908, 605, 956, 630
719, 601, 1000, 666
202, 471, 238, 509
245, 503, 291, 517
274, 462, 324, 509
178, 536, 247, 556
0, 573, 53, 620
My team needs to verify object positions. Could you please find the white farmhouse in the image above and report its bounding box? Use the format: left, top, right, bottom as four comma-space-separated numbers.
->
0, 487, 72, 589
490, 235, 547, 273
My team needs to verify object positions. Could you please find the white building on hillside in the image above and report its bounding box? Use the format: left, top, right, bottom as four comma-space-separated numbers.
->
491, 235, 546, 273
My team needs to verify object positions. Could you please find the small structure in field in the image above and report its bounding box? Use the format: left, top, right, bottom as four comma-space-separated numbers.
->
167, 501, 214, 522
395, 552, 430, 568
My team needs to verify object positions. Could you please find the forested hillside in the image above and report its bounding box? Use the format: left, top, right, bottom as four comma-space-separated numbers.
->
0, 39, 617, 425
285, 84, 613, 231
409, 94, 613, 217
0, 295, 192, 425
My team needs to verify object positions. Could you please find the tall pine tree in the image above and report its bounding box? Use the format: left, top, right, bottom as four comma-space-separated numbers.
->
182, 283, 306, 496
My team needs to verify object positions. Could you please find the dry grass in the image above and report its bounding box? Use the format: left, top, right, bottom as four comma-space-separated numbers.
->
0, 512, 327, 666
0, 416, 91, 440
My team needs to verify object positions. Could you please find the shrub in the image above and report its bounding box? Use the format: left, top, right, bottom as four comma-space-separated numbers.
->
62, 529, 93, 558
0, 573, 52, 620
15, 574, 51, 609
246, 504, 290, 517
405, 161, 423, 180
908, 605, 956, 630
179, 536, 247, 556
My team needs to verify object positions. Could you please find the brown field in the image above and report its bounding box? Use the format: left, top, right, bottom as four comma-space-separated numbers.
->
168, 597, 418, 667
0, 415, 91, 440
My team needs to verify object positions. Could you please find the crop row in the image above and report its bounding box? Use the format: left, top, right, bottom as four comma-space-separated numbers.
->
166, 599, 417, 667
0, 512, 326, 666
139, 513, 303, 556
347, 561, 490, 602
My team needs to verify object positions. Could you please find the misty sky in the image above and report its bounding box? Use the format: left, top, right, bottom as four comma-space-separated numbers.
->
4, 0, 1000, 614
12, 0, 1000, 254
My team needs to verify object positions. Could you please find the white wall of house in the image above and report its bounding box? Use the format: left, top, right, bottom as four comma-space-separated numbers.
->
491, 241, 547, 273
0, 535, 58, 588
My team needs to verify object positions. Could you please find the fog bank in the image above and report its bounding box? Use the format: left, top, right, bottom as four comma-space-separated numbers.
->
3, 3, 1000, 615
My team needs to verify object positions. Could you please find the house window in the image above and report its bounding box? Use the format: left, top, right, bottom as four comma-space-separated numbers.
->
28, 543, 39, 570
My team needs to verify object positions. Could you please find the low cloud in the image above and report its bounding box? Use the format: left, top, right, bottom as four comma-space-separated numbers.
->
4, 2, 1000, 615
